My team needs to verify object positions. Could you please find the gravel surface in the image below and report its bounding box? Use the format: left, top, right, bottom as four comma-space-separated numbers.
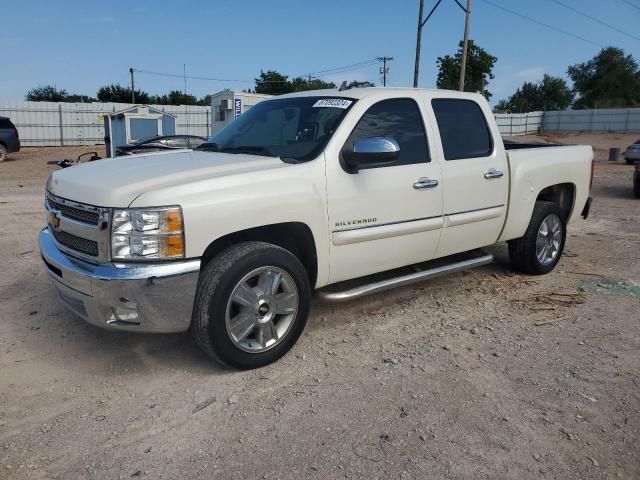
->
1, 135, 638, 479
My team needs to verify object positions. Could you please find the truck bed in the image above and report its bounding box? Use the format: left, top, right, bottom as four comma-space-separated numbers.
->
503, 139, 563, 150
499, 143, 593, 243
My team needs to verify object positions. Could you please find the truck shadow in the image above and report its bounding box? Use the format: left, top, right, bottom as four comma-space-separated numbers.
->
24, 245, 512, 374
22, 285, 227, 376
596, 184, 637, 200
307, 244, 510, 333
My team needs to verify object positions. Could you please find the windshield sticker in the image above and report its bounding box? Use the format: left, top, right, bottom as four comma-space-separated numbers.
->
312, 99, 353, 109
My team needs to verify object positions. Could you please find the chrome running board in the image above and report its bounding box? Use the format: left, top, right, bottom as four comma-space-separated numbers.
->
316, 253, 494, 303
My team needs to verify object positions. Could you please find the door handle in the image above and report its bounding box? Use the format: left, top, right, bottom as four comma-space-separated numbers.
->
484, 168, 504, 179
413, 178, 439, 189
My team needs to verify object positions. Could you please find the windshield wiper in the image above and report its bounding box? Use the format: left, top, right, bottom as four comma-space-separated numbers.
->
219, 145, 279, 157
196, 142, 220, 152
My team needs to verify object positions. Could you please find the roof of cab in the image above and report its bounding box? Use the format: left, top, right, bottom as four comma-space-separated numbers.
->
275, 87, 485, 102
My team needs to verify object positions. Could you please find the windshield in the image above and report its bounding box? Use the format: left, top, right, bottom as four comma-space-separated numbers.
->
197, 96, 356, 162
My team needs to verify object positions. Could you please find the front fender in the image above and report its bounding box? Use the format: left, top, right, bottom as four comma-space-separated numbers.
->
130, 159, 330, 286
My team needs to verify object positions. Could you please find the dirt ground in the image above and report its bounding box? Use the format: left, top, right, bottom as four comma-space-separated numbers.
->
0, 134, 638, 479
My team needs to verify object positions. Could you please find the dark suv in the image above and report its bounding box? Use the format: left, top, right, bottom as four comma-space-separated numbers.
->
0, 116, 20, 162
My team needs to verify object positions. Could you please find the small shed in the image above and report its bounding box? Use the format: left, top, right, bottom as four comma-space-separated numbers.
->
103, 105, 177, 157
210, 90, 273, 136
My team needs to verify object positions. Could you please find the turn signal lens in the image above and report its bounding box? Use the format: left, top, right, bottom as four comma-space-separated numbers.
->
165, 236, 184, 257
166, 209, 183, 233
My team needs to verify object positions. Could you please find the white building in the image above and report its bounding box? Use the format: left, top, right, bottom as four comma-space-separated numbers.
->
210, 90, 272, 135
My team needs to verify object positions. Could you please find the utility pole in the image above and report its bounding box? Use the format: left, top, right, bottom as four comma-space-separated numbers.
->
413, 0, 444, 87
377, 56, 393, 87
414, 0, 469, 88
129, 67, 135, 104
458, 0, 472, 91
413, 0, 425, 88
307, 74, 316, 83
183, 64, 187, 95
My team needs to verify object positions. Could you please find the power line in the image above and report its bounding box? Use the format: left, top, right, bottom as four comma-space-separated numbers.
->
620, 0, 640, 11
136, 69, 254, 83
314, 61, 379, 78
305, 59, 379, 76
550, 0, 640, 41
135, 58, 380, 85
478, 0, 604, 48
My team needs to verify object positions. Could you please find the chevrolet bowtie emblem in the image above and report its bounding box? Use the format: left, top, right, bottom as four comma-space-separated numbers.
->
49, 209, 61, 231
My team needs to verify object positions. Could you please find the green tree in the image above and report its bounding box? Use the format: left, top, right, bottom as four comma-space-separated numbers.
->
495, 75, 573, 112
568, 47, 640, 109
25, 85, 69, 102
290, 77, 336, 92
97, 84, 150, 103
255, 70, 341, 94
151, 90, 198, 105
65, 94, 98, 103
254, 70, 294, 95
436, 40, 497, 99
197, 94, 213, 106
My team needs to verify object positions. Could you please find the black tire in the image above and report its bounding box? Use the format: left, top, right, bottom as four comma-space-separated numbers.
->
0, 144, 7, 163
190, 241, 311, 369
508, 201, 567, 275
634, 174, 640, 198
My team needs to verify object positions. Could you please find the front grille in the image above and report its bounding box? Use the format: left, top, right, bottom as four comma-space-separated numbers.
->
51, 229, 99, 257
46, 197, 100, 225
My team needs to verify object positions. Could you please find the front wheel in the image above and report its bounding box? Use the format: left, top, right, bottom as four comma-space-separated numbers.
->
508, 201, 566, 275
0, 144, 7, 163
191, 242, 311, 369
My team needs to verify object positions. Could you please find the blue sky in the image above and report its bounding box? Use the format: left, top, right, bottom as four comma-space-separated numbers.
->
1, 0, 638, 104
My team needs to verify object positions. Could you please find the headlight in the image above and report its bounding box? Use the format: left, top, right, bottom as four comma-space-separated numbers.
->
111, 206, 185, 260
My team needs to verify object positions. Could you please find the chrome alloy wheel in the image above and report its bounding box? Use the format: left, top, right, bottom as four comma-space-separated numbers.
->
225, 266, 299, 353
536, 213, 562, 266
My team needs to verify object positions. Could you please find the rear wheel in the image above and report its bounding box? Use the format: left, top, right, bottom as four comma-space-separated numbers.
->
508, 201, 566, 275
634, 173, 640, 198
0, 144, 7, 162
191, 241, 311, 369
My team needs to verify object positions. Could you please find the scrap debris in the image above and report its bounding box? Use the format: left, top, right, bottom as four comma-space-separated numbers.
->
512, 291, 586, 311
535, 315, 572, 326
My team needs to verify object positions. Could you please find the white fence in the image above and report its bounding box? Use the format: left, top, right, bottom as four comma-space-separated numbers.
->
542, 108, 640, 133
2, 101, 639, 146
0, 101, 211, 146
495, 112, 543, 136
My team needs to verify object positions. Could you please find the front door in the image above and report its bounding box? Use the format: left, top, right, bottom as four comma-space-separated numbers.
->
429, 97, 509, 258
325, 97, 443, 284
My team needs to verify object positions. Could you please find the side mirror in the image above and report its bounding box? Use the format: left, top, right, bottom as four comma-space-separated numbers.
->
342, 137, 400, 173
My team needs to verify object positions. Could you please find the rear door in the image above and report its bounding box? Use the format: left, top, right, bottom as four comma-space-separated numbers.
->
429, 97, 508, 257
325, 96, 443, 284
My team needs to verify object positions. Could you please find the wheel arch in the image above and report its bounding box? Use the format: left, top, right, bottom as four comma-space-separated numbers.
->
535, 182, 576, 221
200, 222, 318, 287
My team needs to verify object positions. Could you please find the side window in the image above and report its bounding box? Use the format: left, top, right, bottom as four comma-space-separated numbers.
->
431, 99, 493, 160
344, 98, 428, 167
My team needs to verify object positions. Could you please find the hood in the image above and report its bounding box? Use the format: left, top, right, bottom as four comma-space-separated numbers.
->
47, 150, 285, 207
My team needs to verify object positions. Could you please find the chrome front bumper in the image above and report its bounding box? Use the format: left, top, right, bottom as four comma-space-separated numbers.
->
39, 227, 201, 333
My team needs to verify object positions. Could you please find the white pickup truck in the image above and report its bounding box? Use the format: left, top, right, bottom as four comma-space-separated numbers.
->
40, 87, 593, 368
